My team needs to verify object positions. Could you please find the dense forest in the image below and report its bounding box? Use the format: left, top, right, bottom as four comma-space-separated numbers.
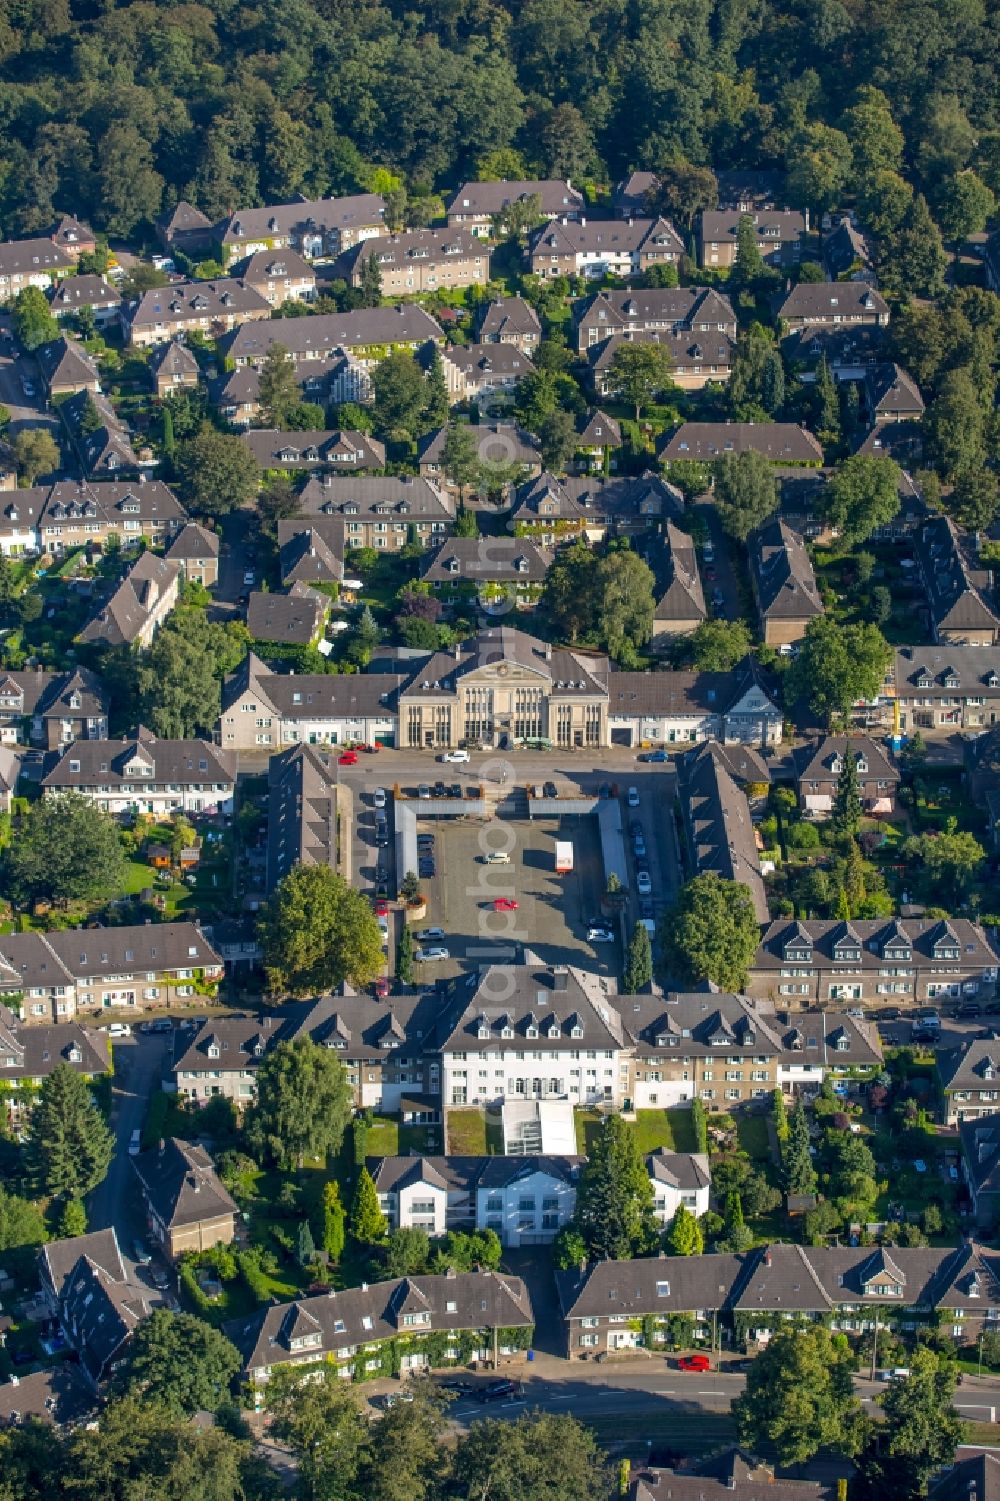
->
1, 0, 999, 239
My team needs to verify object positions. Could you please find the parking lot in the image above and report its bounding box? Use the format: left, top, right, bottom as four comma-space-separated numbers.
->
408, 811, 619, 983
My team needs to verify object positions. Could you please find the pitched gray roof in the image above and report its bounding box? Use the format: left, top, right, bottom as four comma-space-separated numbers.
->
42, 730, 235, 792
866, 362, 924, 419
660, 423, 824, 464
677, 742, 769, 922
132, 1138, 236, 1231
420, 536, 552, 586
700, 209, 806, 244
36, 336, 99, 391
266, 744, 339, 891
775, 282, 889, 323
750, 519, 823, 622
240, 428, 385, 471
127, 278, 270, 330
166, 522, 220, 561
654, 520, 706, 623
442, 343, 534, 381
219, 193, 386, 246
793, 734, 899, 788
447, 180, 583, 218
78, 552, 180, 647
246, 583, 327, 644
149, 340, 200, 382
0, 237, 75, 279
225, 304, 444, 364
479, 297, 541, 340
299, 474, 450, 518
917, 516, 1000, 639
0, 1009, 109, 1085
418, 423, 541, 469
434, 963, 626, 1055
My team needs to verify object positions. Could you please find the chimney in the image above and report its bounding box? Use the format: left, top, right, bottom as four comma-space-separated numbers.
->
544, 643, 552, 661
764, 1250, 772, 1267
552, 966, 568, 992
453, 641, 461, 660
158, 1138, 165, 1155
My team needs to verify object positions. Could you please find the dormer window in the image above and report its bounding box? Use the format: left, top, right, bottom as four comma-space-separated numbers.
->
526, 1023, 538, 1039
856, 757, 868, 774
831, 756, 843, 774
547, 1023, 561, 1039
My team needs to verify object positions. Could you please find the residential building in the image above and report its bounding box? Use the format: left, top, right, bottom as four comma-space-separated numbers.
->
47, 216, 96, 259
606, 661, 783, 749
41, 728, 236, 817
793, 734, 899, 817
823, 217, 873, 280
0, 1365, 96, 1429
591, 328, 735, 394
420, 536, 552, 609
576, 409, 622, 470
748, 518, 824, 646
677, 741, 770, 922
928, 1452, 1000, 1501
132, 1138, 237, 1261
774, 282, 890, 331
716, 171, 788, 210
890, 645, 1000, 736
435, 963, 629, 1108
216, 193, 387, 262
0, 666, 108, 748
748, 917, 997, 1010
247, 582, 329, 647
39, 1229, 153, 1388
234, 1269, 533, 1394
698, 210, 807, 269
917, 516, 1000, 645
418, 424, 542, 488
866, 362, 924, 424
0, 237, 75, 295
651, 520, 707, 642
446, 179, 583, 237
959, 1114, 1000, 1229
149, 339, 200, 397
58, 389, 146, 478
36, 479, 186, 557
155, 200, 214, 256
631, 1453, 823, 1501
855, 418, 924, 464
782, 324, 887, 381
278, 522, 347, 587
659, 422, 823, 465
240, 428, 385, 474
967, 726, 1000, 811
647, 1150, 712, 1224
78, 552, 181, 649
224, 303, 444, 370
940, 1040, 1000, 1125
627, 991, 790, 1110
0, 1005, 109, 1126
339, 228, 489, 296
510, 471, 682, 543
613, 171, 661, 218
574, 287, 737, 353
478, 296, 542, 352
528, 216, 684, 280
238, 248, 316, 307
123, 279, 270, 348
297, 473, 453, 551
442, 343, 535, 403
166, 521, 220, 586
370, 1154, 583, 1246
35, 336, 100, 397
559, 1247, 746, 1356
219, 651, 403, 750
211, 364, 269, 426
266, 743, 339, 893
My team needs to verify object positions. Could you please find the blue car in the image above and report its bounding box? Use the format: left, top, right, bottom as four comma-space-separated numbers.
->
642, 749, 669, 763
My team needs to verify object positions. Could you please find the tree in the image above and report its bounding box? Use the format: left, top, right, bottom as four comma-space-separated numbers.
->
732, 1326, 867, 1466
440, 423, 479, 500
448, 1411, 609, 1501
297, 1216, 317, 1266
646, 159, 718, 228
423, 344, 450, 430
596, 548, 655, 659
812, 356, 841, 448
664, 459, 710, 501
541, 539, 598, 643
606, 342, 673, 420
729, 326, 785, 420
350, 1165, 387, 1243
26, 1064, 113, 1201
936, 171, 996, 241
260, 864, 384, 997
925, 367, 986, 481
902, 827, 986, 899
12, 287, 59, 352
537, 408, 577, 474
884, 194, 947, 299
788, 124, 854, 217
832, 744, 863, 836
58, 1196, 87, 1239
842, 87, 905, 183
360, 1383, 450, 1501
856, 1349, 962, 1501
4, 793, 126, 906
787, 618, 892, 725
680, 618, 752, 672
622, 922, 653, 994
246, 1038, 354, 1170
258, 477, 302, 539
382, 1226, 430, 1277
322, 1180, 346, 1263
358, 252, 382, 308
115, 1310, 241, 1416
257, 343, 301, 428
572, 1114, 657, 1261
132, 608, 249, 739
12, 428, 60, 485
0, 1185, 46, 1251
371, 352, 430, 438
733, 213, 765, 285
772, 1089, 789, 1143
662, 874, 761, 991
178, 424, 261, 517
719, 1191, 754, 1252
396, 921, 414, 985
952, 469, 1000, 532
267, 1366, 368, 1501
712, 450, 779, 541
825, 455, 901, 545
664, 1202, 703, 1256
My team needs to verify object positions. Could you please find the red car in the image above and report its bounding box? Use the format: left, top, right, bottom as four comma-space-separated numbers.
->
677, 1354, 711, 1373
373, 900, 389, 916
374, 976, 390, 998
493, 898, 519, 912
338, 750, 358, 765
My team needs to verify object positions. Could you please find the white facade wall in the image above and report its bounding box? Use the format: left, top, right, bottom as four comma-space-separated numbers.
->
648, 1172, 711, 1226
632, 1075, 695, 1109
442, 1046, 626, 1108
476, 1169, 576, 1247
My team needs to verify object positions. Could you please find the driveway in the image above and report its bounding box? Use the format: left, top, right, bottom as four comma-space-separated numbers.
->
87, 1030, 169, 1263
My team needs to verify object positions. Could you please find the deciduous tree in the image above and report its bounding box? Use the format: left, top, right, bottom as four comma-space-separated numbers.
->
856, 1349, 961, 1501
4, 793, 126, 906
260, 864, 384, 996
371, 352, 430, 438
664, 1203, 703, 1255
825, 455, 901, 545
733, 1326, 867, 1465
178, 424, 261, 517
114, 1310, 241, 1415
245, 1038, 354, 1170
661, 874, 761, 992
257, 343, 301, 428
12, 428, 60, 485
787, 617, 892, 724
606, 342, 673, 420
0, 1185, 47, 1251
712, 450, 779, 540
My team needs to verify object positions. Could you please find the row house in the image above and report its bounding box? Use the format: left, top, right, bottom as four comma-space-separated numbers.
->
218, 651, 403, 751
442, 343, 535, 403
792, 734, 900, 818
606, 662, 783, 749
0, 921, 223, 1023
149, 339, 200, 398
420, 536, 552, 609
165, 521, 220, 587
773, 282, 890, 332
78, 552, 181, 649
0, 236, 75, 295
240, 427, 386, 474
558, 1241, 1000, 1358
418, 423, 542, 489
697, 210, 807, 269
940, 1041, 1000, 1125
677, 741, 770, 923
216, 193, 386, 262
510, 471, 682, 544
224, 304, 445, 370
132, 1138, 237, 1262
917, 516, 1000, 646
234, 1270, 533, 1398
747, 916, 997, 1009
748, 517, 824, 647
0, 666, 108, 748
40, 729, 236, 817
0, 1004, 109, 1127
238, 248, 316, 306
446, 179, 583, 237
340, 228, 490, 296
36, 479, 187, 556
297, 473, 453, 551
124, 279, 271, 348
39, 1230, 153, 1389
574, 287, 737, 353
528, 216, 684, 280
590, 328, 735, 393
49, 273, 122, 327
660, 422, 823, 466
650, 521, 707, 641
478, 296, 542, 352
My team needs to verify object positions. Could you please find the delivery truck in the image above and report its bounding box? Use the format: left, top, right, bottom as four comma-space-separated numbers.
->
555, 840, 574, 874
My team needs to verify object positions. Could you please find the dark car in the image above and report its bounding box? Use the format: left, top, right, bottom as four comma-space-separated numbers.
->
475, 1379, 522, 1403
954, 1002, 983, 1018
417, 833, 435, 846
434, 780, 447, 798
544, 781, 557, 799
438, 1377, 476, 1395
451, 783, 462, 798
419, 863, 436, 878
639, 898, 655, 920
599, 782, 613, 799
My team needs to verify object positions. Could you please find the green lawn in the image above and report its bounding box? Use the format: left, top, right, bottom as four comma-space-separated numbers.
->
399, 1123, 441, 1154
575, 1107, 699, 1156
365, 1116, 400, 1156
446, 1109, 487, 1154
736, 1114, 774, 1166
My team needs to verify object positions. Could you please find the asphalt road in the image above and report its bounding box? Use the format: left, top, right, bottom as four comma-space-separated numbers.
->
0, 319, 60, 448
87, 1030, 170, 1263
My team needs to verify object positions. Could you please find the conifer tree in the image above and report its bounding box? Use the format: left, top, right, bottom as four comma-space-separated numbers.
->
350, 1166, 387, 1243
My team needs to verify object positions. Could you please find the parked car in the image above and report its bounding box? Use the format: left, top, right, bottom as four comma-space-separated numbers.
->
433, 780, 447, 798
242, 569, 255, 585
677, 1354, 711, 1373
639, 898, 655, 920
641, 749, 668, 762
20, 377, 35, 398
380, 1390, 415, 1408
415, 928, 446, 942
417, 783, 431, 799
438, 1377, 475, 1394
132, 1239, 152, 1265
441, 749, 470, 763
587, 925, 614, 943
338, 750, 358, 766
418, 861, 436, 877
450, 783, 462, 799
544, 781, 558, 799
374, 976, 390, 999
128, 1128, 142, 1155
633, 833, 646, 858
373, 786, 387, 808
483, 851, 511, 864
493, 898, 519, 912
636, 869, 652, 896
415, 946, 450, 962
627, 786, 640, 807
475, 1379, 522, 1403
108, 1022, 132, 1038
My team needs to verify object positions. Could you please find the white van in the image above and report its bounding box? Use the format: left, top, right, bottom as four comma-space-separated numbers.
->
441, 749, 470, 763
483, 850, 511, 864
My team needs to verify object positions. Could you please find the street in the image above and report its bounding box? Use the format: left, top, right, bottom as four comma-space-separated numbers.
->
0, 316, 60, 448
86, 1030, 170, 1269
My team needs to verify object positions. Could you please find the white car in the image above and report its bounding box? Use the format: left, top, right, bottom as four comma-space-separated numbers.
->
415, 927, 446, 942
108, 1022, 132, 1038
627, 787, 640, 807
415, 946, 450, 962
417, 784, 431, 799
441, 749, 470, 763
483, 851, 511, 865
587, 926, 614, 943
636, 870, 652, 896
373, 787, 387, 808
128, 1128, 142, 1155
243, 569, 255, 585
